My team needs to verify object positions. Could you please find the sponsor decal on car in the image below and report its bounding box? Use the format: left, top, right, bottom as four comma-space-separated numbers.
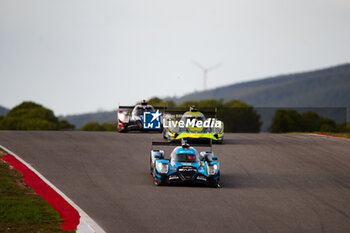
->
142, 110, 162, 129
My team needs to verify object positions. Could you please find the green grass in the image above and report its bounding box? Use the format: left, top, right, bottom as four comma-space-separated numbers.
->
0, 149, 75, 233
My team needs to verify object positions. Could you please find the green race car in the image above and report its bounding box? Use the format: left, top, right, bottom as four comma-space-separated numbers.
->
162, 106, 224, 143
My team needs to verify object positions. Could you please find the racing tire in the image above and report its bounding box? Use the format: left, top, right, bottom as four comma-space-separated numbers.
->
136, 120, 143, 129
150, 158, 153, 175
152, 167, 164, 186
154, 179, 164, 186
209, 182, 220, 188
118, 125, 128, 133
213, 139, 223, 144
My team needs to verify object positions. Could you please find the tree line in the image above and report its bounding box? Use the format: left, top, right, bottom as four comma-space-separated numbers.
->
1, 100, 348, 133
0, 102, 74, 130
269, 109, 349, 133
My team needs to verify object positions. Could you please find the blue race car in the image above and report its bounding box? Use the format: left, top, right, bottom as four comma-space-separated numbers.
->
150, 140, 220, 188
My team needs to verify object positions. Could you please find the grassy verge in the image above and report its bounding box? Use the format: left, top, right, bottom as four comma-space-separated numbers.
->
0, 148, 75, 233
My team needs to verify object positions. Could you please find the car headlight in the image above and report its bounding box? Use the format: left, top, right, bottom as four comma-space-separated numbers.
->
213, 122, 223, 134
156, 163, 169, 174
167, 120, 179, 133
207, 164, 218, 176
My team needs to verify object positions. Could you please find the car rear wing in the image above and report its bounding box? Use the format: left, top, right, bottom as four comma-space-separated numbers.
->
118, 105, 168, 110
151, 139, 213, 151
118, 105, 135, 109
163, 107, 218, 118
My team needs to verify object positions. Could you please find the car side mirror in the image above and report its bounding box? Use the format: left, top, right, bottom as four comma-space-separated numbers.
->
212, 156, 218, 161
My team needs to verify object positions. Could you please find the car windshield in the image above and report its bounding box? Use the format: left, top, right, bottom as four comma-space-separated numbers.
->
133, 106, 154, 116
181, 115, 206, 124
174, 153, 199, 162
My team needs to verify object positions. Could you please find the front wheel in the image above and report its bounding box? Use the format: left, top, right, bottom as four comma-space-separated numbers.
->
209, 181, 220, 188
213, 138, 223, 144
118, 124, 128, 133
154, 179, 164, 186
153, 167, 165, 186
150, 158, 153, 175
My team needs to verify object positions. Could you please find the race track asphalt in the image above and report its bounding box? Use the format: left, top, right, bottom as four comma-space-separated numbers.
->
0, 131, 350, 233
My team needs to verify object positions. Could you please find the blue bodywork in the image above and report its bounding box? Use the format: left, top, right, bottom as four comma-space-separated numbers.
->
150, 144, 220, 187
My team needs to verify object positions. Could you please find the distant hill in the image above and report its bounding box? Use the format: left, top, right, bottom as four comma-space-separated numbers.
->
60, 111, 116, 129
172, 63, 350, 131
0, 105, 9, 116
174, 63, 350, 109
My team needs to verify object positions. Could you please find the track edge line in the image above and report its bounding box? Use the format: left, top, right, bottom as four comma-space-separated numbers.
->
0, 144, 106, 233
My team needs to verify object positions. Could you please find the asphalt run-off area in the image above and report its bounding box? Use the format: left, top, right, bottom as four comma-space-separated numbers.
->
0, 131, 349, 233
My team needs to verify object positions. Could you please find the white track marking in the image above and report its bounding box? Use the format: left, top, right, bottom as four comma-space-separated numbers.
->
306, 133, 350, 140
0, 145, 106, 233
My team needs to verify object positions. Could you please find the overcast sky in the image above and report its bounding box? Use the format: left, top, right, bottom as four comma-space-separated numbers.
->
1, 0, 350, 115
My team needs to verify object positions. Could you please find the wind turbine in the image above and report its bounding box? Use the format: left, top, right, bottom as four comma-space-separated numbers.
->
192, 60, 221, 90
